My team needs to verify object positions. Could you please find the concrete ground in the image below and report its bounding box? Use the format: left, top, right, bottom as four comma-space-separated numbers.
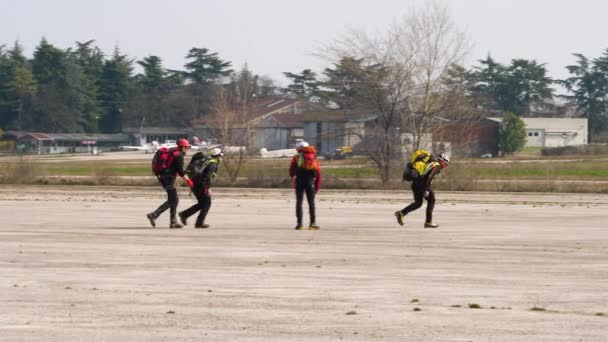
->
0, 186, 607, 342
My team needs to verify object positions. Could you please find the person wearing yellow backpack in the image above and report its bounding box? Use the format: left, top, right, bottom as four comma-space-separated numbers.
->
289, 141, 322, 230
395, 151, 450, 228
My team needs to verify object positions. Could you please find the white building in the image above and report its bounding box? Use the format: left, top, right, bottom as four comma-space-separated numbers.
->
489, 117, 588, 148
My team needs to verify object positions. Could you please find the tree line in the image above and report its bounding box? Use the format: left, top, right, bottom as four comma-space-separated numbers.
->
0, 39, 278, 133
1, 12, 608, 145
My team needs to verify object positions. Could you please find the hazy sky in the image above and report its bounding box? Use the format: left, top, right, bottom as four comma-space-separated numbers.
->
2, 0, 607, 85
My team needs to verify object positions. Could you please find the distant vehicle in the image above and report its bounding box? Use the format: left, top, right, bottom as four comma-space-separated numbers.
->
121, 140, 179, 153
324, 146, 353, 160
258, 147, 296, 158
192, 136, 221, 150
121, 141, 160, 153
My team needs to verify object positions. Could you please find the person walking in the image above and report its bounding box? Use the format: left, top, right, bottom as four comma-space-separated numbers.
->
178, 147, 223, 228
289, 141, 322, 230
395, 153, 450, 228
147, 138, 194, 228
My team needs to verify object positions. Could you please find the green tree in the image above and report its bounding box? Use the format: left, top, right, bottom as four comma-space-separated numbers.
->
0, 42, 38, 130
499, 112, 526, 154
71, 40, 104, 132
283, 69, 319, 99
31, 38, 69, 86
468, 57, 554, 115
137, 55, 166, 91
561, 51, 608, 142
97, 48, 133, 133
320, 57, 368, 109
127, 55, 172, 128
184, 47, 232, 84
505, 59, 553, 114
467, 56, 508, 112
28, 39, 89, 132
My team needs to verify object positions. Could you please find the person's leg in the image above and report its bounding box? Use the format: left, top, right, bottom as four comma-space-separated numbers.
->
195, 192, 212, 227
395, 184, 425, 226
151, 199, 170, 218
295, 183, 305, 228
150, 185, 171, 219
401, 185, 425, 215
425, 189, 436, 223
167, 187, 181, 227
305, 181, 317, 227
180, 196, 201, 220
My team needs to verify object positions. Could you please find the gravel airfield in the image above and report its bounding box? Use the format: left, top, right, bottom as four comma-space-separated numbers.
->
1, 186, 607, 341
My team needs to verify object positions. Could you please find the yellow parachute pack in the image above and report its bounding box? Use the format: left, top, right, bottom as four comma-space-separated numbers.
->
410, 149, 433, 176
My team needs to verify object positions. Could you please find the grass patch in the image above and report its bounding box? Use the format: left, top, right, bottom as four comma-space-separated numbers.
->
413, 307, 421, 312
530, 306, 546, 312
345, 310, 358, 315
5, 152, 608, 193
468, 303, 482, 309
410, 299, 420, 303
595, 312, 605, 316
450, 304, 461, 308
0, 157, 46, 184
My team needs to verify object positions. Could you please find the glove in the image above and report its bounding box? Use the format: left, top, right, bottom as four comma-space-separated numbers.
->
185, 178, 194, 188
424, 190, 430, 198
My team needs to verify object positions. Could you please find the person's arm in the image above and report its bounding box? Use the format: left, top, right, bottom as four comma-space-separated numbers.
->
203, 162, 218, 188
174, 153, 193, 187
425, 164, 440, 188
289, 156, 297, 179
315, 162, 322, 192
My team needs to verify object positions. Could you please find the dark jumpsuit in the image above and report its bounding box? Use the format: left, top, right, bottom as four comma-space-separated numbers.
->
400, 161, 441, 223
150, 148, 185, 224
180, 159, 219, 226
289, 154, 322, 226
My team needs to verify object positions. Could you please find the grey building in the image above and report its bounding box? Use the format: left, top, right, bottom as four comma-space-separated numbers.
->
16, 133, 129, 154
254, 113, 304, 150
302, 111, 368, 155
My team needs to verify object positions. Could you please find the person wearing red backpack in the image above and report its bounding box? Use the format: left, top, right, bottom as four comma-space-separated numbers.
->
147, 138, 194, 228
289, 141, 322, 230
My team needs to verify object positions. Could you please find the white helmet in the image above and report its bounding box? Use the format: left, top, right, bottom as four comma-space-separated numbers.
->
210, 147, 224, 157
296, 141, 309, 149
438, 154, 450, 164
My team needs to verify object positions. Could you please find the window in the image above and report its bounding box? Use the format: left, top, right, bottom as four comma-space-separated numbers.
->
534, 132, 539, 136
528, 132, 533, 137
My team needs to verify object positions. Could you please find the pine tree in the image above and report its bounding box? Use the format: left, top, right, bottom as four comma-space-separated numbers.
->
97, 48, 133, 133
283, 69, 319, 99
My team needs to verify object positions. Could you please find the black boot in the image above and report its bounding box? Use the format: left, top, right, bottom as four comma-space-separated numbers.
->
170, 217, 183, 229
178, 211, 188, 226
146, 213, 157, 228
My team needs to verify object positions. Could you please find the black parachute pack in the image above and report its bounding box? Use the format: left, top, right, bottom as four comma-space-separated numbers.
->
186, 152, 212, 185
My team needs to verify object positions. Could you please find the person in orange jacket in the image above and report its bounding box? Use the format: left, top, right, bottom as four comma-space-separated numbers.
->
289, 141, 322, 230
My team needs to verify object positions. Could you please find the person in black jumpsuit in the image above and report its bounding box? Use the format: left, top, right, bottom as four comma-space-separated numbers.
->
289, 141, 322, 230
395, 154, 450, 228
147, 139, 193, 228
178, 148, 223, 228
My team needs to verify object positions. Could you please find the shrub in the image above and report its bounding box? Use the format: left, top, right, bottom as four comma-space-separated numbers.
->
541, 144, 608, 156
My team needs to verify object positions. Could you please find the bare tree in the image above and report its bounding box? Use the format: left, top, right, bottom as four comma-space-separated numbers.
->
319, 1, 472, 183
207, 87, 250, 183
